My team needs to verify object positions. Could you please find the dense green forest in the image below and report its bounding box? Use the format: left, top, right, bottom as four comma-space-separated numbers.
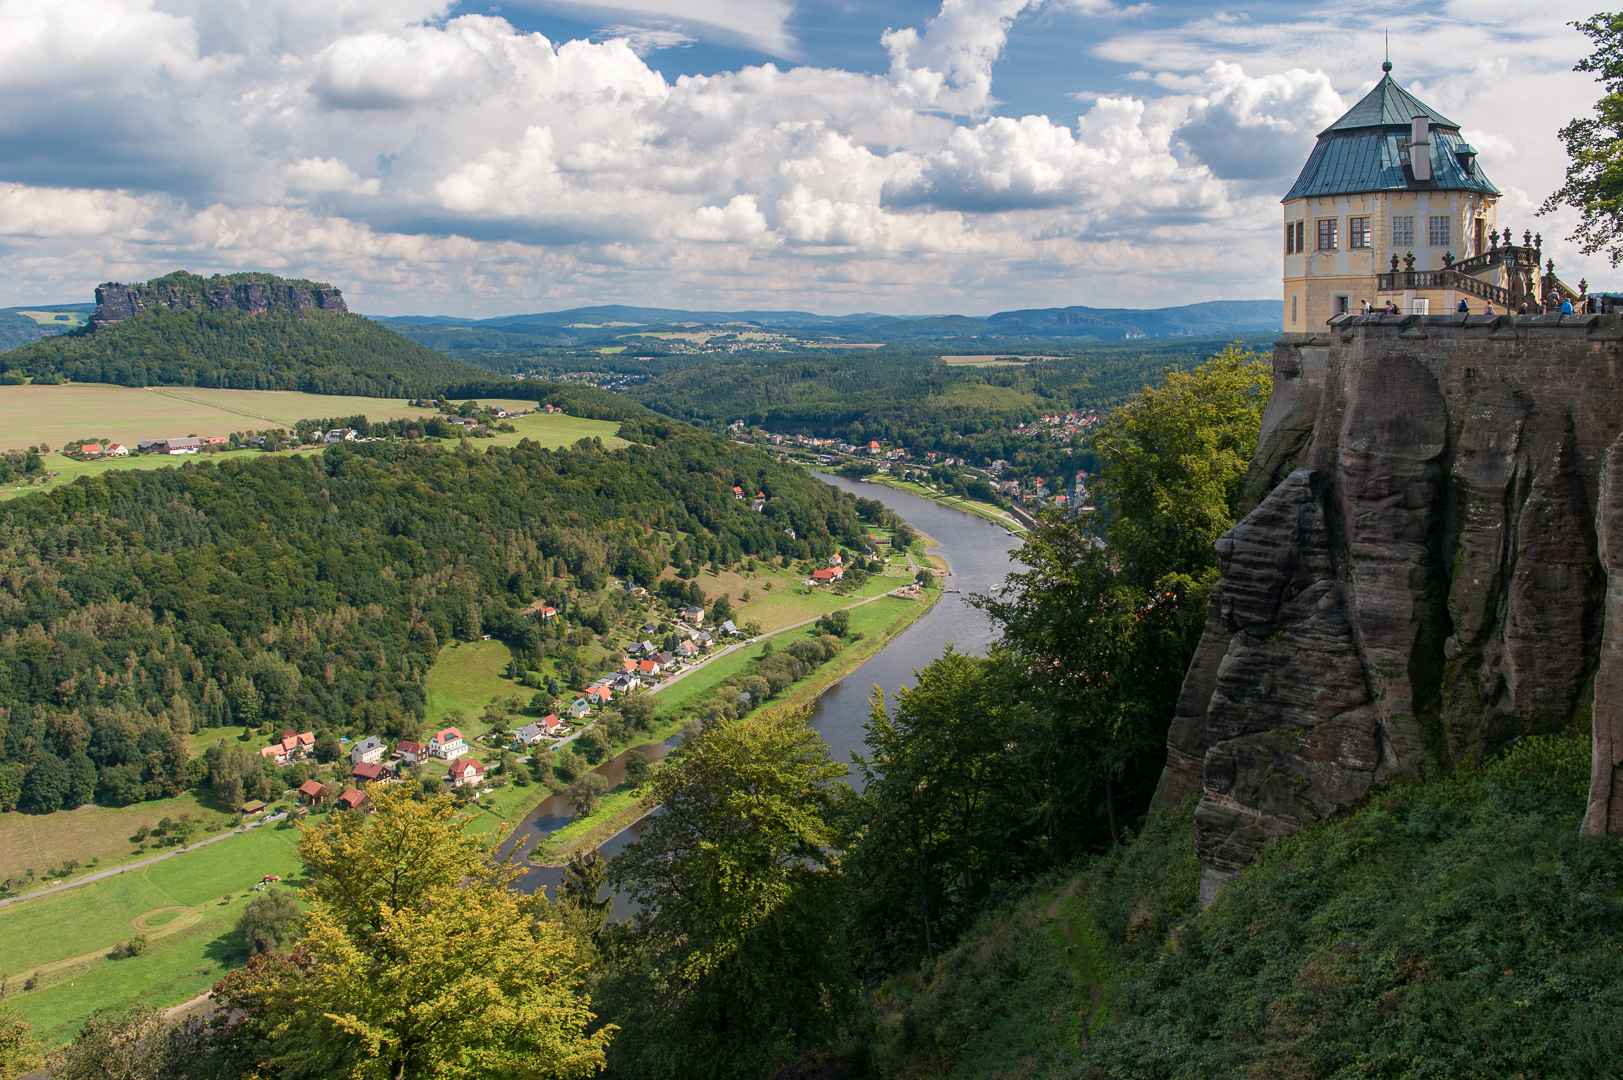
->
0, 273, 487, 396
0, 393, 861, 822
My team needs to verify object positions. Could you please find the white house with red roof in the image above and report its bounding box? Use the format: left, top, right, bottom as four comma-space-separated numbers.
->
429, 727, 468, 760
448, 758, 485, 787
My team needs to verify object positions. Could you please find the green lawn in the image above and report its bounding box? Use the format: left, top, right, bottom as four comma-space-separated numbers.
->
0, 790, 238, 886
2, 824, 306, 1044
424, 639, 522, 726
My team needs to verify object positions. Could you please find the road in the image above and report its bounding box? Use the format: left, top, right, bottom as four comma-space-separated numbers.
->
0, 811, 288, 908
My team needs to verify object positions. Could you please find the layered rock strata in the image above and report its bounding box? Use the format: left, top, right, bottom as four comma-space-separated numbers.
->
90, 277, 347, 330
1156, 312, 1623, 903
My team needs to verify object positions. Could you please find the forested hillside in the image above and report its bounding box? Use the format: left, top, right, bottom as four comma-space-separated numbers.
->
0, 272, 487, 396
0, 400, 859, 817
625, 337, 1271, 467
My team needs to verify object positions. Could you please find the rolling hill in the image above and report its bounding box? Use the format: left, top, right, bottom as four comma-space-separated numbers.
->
0, 272, 489, 397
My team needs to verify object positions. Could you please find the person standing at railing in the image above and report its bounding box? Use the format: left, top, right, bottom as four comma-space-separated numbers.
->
1457, 299, 1470, 314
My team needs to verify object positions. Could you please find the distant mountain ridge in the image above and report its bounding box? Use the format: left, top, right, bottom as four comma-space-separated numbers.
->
373, 298, 1280, 356
0, 271, 489, 396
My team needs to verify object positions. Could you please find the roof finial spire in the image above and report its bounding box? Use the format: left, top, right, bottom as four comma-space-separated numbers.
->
1382, 31, 1392, 73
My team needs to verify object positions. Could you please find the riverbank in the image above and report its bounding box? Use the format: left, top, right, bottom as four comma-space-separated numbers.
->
524, 582, 941, 866
863, 476, 1027, 533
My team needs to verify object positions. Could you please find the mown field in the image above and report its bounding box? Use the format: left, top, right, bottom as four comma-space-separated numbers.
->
0, 384, 562, 451
2, 824, 306, 1044
0, 400, 626, 500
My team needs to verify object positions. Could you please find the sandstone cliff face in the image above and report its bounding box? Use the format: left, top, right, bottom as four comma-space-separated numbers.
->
1159, 313, 1623, 903
89, 276, 348, 330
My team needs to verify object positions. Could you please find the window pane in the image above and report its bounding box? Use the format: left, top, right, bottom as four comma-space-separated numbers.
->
1428, 215, 1451, 247
1286, 222, 1294, 254
1392, 215, 1415, 247
1291, 294, 1298, 323
1296, 222, 1305, 251
1349, 216, 1371, 249
1317, 218, 1338, 250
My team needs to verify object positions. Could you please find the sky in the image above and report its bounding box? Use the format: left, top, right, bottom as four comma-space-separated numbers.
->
0, 0, 1608, 316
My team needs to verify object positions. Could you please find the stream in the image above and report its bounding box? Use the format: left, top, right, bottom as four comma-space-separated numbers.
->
496, 475, 1026, 917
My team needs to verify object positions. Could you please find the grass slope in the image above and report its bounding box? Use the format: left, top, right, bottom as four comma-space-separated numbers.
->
859, 732, 1623, 1080
3, 824, 305, 1044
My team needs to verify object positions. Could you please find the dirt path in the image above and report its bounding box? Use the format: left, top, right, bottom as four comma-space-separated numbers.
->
1047, 883, 1100, 1049
0, 813, 287, 908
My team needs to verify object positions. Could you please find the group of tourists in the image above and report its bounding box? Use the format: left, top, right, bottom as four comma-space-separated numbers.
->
1356, 295, 1578, 317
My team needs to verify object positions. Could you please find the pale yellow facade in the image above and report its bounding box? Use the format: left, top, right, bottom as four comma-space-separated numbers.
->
1283, 190, 1498, 331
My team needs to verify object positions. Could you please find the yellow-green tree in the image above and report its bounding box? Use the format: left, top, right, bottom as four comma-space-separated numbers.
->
225, 782, 610, 1080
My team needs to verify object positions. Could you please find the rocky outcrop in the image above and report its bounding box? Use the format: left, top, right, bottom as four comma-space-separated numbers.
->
1160, 312, 1623, 901
89, 272, 348, 330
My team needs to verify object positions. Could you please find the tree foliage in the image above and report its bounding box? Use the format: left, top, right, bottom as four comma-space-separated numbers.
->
239, 888, 302, 955
209, 782, 610, 1080
604, 707, 855, 1079
1546, 13, 1623, 265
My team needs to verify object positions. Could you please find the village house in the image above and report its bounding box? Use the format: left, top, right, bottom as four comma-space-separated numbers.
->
811, 567, 843, 584
732, 486, 745, 499
448, 758, 485, 788
105, 443, 129, 456
585, 685, 615, 705
337, 787, 370, 812
638, 658, 661, 677
350, 736, 385, 766
512, 721, 550, 747
324, 428, 359, 443
677, 639, 700, 659
719, 620, 738, 636
429, 727, 468, 760
160, 437, 202, 455
297, 779, 326, 806
394, 740, 428, 767
681, 604, 705, 625
567, 696, 593, 719
351, 760, 393, 784
259, 731, 315, 766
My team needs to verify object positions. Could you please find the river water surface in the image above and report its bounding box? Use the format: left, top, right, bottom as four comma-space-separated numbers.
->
499, 476, 1025, 915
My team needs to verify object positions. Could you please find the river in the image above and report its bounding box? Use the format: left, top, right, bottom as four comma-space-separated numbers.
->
498, 475, 1026, 915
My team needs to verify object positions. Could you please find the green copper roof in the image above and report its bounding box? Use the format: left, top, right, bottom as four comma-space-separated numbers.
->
1283, 70, 1497, 201
1318, 73, 1460, 135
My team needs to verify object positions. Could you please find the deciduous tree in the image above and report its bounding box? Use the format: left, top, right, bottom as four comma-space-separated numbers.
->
605, 707, 854, 1080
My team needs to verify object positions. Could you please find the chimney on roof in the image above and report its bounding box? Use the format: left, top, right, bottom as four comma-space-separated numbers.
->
1410, 115, 1431, 182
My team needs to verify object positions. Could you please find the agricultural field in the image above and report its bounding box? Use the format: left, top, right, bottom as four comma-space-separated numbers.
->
0, 791, 231, 885
0, 392, 626, 500
1, 823, 305, 1044
0, 384, 542, 450
11, 311, 89, 329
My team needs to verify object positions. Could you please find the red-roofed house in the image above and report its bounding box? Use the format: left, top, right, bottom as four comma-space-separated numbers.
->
297, 779, 326, 806
352, 761, 393, 784
395, 740, 428, 767
106, 443, 128, 456
811, 567, 843, 583
448, 758, 485, 788
337, 787, 370, 811
585, 685, 614, 705
259, 731, 316, 766
732, 486, 744, 499
540, 714, 563, 736
638, 658, 660, 676
429, 728, 467, 760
